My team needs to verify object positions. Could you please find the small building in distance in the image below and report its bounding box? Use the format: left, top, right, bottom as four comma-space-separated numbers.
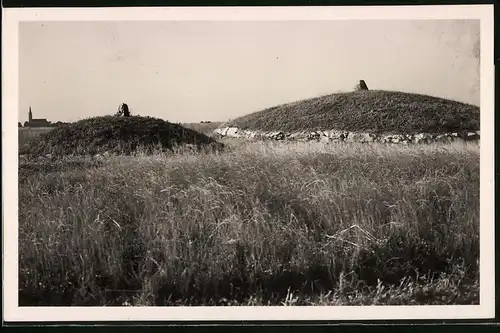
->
26, 107, 51, 127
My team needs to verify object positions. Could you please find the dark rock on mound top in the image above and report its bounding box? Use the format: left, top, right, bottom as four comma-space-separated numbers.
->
355, 80, 369, 91
21, 115, 224, 156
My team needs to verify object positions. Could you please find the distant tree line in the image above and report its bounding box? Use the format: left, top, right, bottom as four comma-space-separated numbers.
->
20, 121, 69, 128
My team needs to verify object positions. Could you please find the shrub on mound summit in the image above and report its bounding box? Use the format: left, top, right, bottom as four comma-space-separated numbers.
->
22, 116, 223, 156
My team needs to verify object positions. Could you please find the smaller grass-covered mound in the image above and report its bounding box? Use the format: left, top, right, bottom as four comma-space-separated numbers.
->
224, 90, 480, 134
21, 116, 223, 156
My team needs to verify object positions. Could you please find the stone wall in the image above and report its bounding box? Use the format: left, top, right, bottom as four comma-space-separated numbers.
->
213, 127, 480, 144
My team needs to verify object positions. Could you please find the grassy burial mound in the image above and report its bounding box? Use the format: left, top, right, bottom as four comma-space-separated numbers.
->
224, 90, 480, 135
20, 116, 223, 156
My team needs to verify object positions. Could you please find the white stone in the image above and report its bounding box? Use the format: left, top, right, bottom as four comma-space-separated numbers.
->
346, 132, 359, 142
414, 133, 431, 144
269, 131, 285, 140
435, 134, 451, 143
215, 127, 230, 136
325, 130, 347, 140
246, 131, 258, 139
320, 135, 331, 143
308, 132, 320, 141
464, 131, 480, 141
226, 127, 240, 137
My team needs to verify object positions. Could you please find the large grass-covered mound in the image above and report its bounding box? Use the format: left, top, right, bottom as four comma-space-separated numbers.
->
224, 90, 480, 134
21, 116, 223, 156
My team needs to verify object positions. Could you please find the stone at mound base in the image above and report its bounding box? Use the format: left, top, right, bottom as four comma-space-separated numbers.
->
464, 131, 480, 141
213, 126, 480, 145
244, 130, 257, 139
435, 134, 452, 143
413, 133, 431, 144
268, 131, 285, 140
226, 127, 240, 137
214, 127, 230, 136
308, 132, 321, 141
323, 130, 348, 140
288, 132, 304, 141
320, 134, 330, 143
346, 132, 376, 143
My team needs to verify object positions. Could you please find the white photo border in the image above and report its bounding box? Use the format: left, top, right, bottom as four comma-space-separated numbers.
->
2, 4, 495, 322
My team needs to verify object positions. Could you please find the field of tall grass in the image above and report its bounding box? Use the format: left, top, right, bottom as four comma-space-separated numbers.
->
181, 122, 222, 136
18, 127, 53, 145
18, 139, 480, 306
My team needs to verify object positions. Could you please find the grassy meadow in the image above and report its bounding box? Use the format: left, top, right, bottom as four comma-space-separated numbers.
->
18, 134, 480, 306
181, 122, 223, 136
18, 127, 53, 145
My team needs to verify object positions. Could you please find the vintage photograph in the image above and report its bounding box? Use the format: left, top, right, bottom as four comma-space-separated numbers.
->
3, 5, 495, 322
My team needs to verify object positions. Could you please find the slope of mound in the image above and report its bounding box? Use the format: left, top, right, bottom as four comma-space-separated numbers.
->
224, 90, 480, 134
21, 116, 223, 156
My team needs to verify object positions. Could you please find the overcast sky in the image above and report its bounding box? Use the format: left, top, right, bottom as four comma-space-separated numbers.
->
19, 19, 480, 124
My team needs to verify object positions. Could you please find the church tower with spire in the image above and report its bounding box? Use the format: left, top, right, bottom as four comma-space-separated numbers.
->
26, 106, 50, 127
